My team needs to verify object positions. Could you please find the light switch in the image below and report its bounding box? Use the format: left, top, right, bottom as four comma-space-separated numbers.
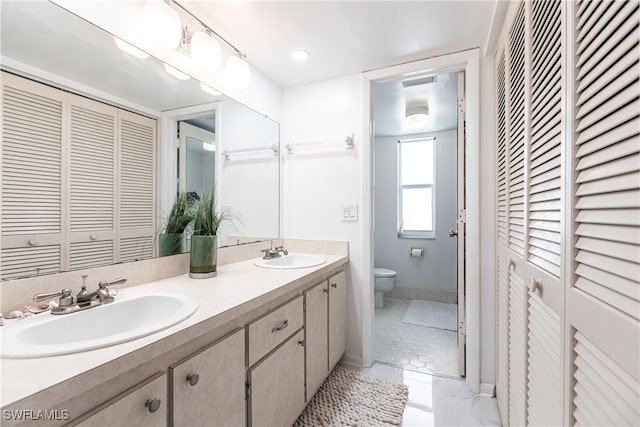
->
342, 204, 358, 222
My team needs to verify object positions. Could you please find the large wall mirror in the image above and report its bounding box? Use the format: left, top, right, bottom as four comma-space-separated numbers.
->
0, 1, 280, 281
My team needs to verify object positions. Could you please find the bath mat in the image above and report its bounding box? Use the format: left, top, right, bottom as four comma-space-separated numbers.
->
294, 366, 409, 426
402, 299, 457, 331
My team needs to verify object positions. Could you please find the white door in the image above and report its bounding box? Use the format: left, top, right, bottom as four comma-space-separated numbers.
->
456, 71, 466, 377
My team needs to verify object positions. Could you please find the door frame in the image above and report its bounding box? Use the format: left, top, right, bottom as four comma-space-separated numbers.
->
361, 48, 481, 392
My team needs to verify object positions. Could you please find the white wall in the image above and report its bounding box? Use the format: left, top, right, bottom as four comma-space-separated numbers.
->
282, 74, 366, 363
374, 130, 458, 301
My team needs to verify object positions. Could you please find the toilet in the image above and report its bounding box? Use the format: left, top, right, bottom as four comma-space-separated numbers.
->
374, 268, 397, 308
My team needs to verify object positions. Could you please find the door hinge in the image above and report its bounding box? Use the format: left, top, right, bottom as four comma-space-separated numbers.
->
458, 209, 466, 223
245, 383, 251, 400
458, 98, 466, 114
459, 320, 466, 336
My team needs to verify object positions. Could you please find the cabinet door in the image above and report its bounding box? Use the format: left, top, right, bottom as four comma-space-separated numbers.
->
170, 329, 245, 427
75, 373, 166, 427
305, 281, 328, 401
249, 329, 305, 427
328, 270, 347, 369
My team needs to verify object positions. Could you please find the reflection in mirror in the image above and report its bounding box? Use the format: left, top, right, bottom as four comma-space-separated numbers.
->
0, 1, 280, 280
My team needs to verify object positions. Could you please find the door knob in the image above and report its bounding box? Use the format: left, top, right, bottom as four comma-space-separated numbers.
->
449, 230, 458, 237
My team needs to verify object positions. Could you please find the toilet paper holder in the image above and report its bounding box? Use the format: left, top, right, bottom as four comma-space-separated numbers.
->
410, 247, 424, 257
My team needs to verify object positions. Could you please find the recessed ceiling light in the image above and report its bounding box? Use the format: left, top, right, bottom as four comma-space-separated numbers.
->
292, 49, 310, 61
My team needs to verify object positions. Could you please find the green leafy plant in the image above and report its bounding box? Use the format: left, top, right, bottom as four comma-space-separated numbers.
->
192, 192, 228, 236
164, 192, 196, 234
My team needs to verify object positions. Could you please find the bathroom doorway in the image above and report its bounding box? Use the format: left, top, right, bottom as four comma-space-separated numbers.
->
371, 71, 465, 378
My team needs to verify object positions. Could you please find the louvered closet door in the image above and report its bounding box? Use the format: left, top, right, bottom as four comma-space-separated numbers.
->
494, 46, 510, 425
505, 5, 529, 427
67, 95, 117, 270
524, 1, 564, 426
1, 72, 65, 279
118, 110, 156, 263
569, 1, 639, 425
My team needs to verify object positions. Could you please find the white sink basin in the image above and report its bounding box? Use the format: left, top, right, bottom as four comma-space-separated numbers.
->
255, 253, 326, 269
1, 293, 198, 358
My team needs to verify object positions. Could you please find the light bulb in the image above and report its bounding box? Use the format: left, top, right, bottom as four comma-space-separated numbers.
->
142, 0, 182, 49
405, 106, 429, 129
291, 49, 310, 61
163, 63, 190, 80
224, 55, 251, 90
190, 31, 222, 72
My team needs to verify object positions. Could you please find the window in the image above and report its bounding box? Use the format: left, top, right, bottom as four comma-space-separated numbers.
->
398, 138, 435, 238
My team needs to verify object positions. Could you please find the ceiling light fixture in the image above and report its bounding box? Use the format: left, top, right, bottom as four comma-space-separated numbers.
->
114, 37, 150, 59
405, 106, 429, 129
190, 30, 222, 72
163, 63, 190, 80
142, 0, 182, 49
225, 55, 251, 90
292, 49, 310, 61
202, 142, 216, 152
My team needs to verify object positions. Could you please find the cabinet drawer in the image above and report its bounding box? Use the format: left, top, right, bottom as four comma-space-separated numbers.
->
74, 372, 166, 426
248, 295, 303, 366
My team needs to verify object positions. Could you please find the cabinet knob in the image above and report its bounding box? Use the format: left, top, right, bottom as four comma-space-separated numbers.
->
145, 398, 161, 413
89, 234, 98, 241
322, 288, 328, 294
298, 339, 305, 347
186, 373, 200, 386
331, 283, 337, 288
27, 239, 39, 246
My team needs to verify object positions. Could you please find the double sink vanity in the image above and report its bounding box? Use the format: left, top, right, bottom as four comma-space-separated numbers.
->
1, 242, 348, 427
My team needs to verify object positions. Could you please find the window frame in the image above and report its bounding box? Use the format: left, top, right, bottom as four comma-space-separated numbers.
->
397, 137, 436, 239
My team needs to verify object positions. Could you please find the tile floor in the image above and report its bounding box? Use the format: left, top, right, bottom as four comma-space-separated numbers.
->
375, 297, 459, 376
343, 362, 502, 426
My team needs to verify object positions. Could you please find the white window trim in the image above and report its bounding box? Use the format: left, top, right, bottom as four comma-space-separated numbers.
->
397, 137, 436, 239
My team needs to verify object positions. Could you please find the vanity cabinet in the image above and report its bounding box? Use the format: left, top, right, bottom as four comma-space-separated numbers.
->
328, 270, 347, 369
169, 329, 245, 427
74, 372, 167, 427
304, 281, 329, 400
248, 329, 306, 427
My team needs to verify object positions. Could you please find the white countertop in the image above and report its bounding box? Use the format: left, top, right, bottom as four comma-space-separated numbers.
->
0, 254, 347, 408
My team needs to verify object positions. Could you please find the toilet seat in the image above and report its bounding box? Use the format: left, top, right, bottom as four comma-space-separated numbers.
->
374, 268, 396, 278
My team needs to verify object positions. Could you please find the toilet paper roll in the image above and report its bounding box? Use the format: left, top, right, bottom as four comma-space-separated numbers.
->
410, 247, 424, 257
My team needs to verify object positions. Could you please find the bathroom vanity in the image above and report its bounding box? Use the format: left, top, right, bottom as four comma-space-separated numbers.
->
1, 251, 348, 427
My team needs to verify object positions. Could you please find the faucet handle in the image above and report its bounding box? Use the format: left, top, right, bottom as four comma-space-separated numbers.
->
98, 277, 127, 289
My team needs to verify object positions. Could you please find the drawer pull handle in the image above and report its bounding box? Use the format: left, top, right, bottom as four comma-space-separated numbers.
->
187, 373, 200, 386
145, 398, 161, 413
331, 283, 337, 288
271, 319, 289, 333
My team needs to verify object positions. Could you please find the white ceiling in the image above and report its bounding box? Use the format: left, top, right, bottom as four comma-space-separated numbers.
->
373, 72, 458, 137
179, 1, 496, 88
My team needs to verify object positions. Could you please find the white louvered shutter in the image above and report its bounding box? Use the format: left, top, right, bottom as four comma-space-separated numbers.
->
496, 254, 510, 424
118, 110, 156, 263
507, 4, 526, 258
569, 0, 640, 425
524, 1, 564, 425
508, 262, 528, 427
67, 95, 117, 270
497, 51, 508, 247
1, 72, 64, 279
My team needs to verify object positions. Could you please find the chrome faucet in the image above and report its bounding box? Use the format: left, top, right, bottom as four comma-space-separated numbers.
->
261, 243, 288, 259
32, 277, 127, 315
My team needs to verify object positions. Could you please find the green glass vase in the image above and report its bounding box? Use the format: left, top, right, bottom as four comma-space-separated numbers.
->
158, 233, 185, 257
189, 235, 218, 278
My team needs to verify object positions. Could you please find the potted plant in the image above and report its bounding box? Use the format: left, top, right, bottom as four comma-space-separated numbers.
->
159, 193, 195, 257
189, 193, 227, 278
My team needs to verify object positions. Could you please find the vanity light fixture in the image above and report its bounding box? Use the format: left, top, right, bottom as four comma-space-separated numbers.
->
190, 30, 222, 72
142, 0, 182, 49
224, 54, 252, 90
114, 37, 150, 59
163, 63, 190, 80
292, 49, 310, 61
405, 106, 429, 129
200, 82, 221, 96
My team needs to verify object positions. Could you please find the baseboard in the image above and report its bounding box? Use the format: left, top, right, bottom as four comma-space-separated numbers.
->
387, 286, 458, 304
479, 383, 496, 397
339, 352, 363, 368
